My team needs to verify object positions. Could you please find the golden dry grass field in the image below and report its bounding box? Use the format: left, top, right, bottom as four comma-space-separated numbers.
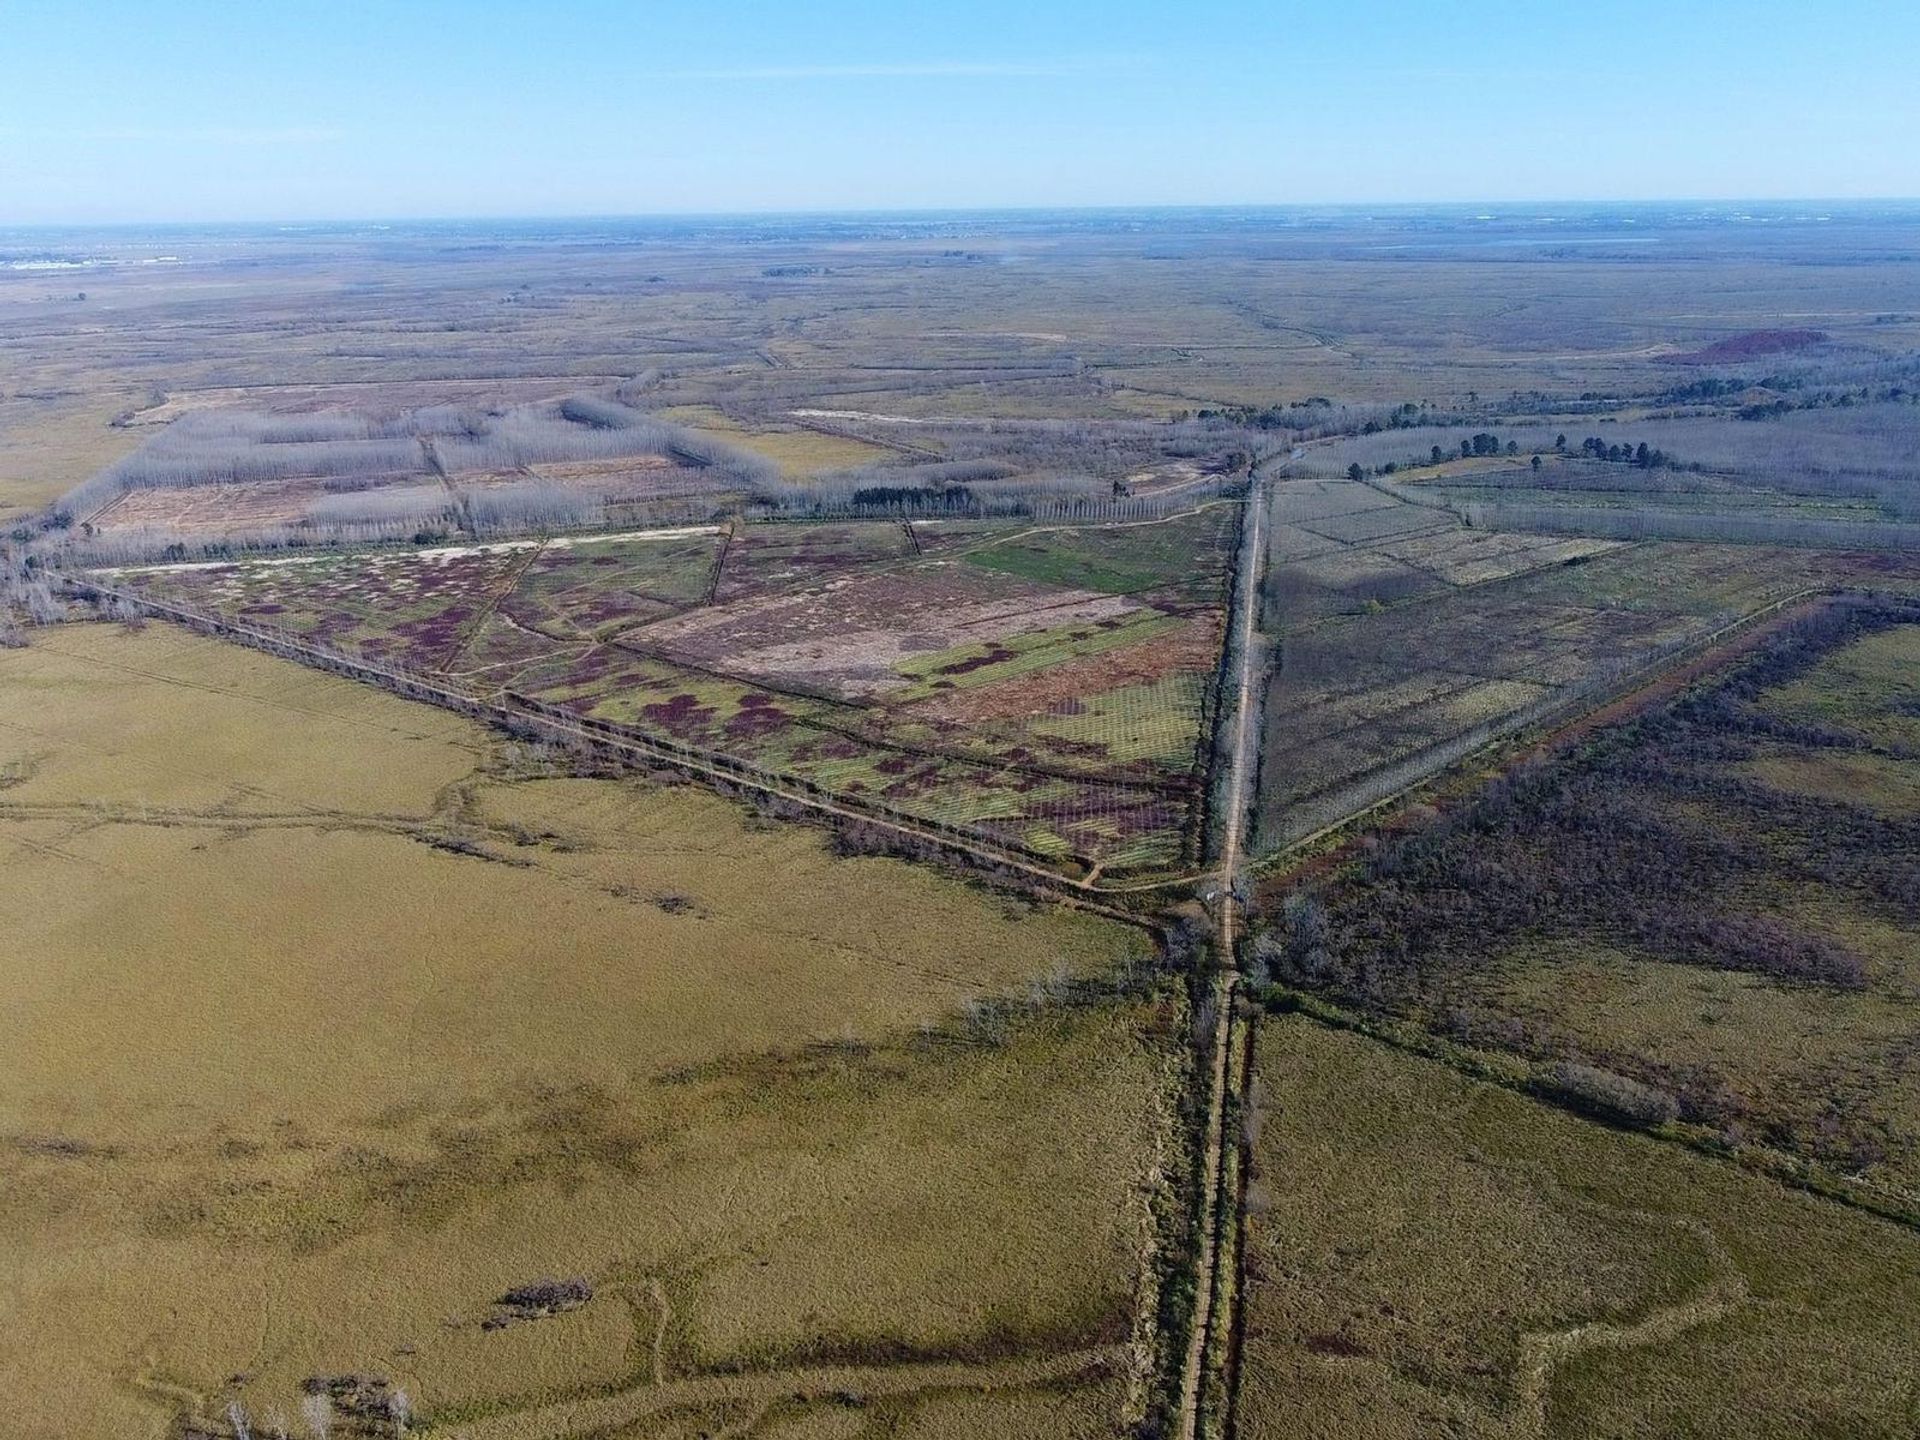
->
0, 389, 148, 524
0, 623, 1175, 1440
653, 405, 896, 476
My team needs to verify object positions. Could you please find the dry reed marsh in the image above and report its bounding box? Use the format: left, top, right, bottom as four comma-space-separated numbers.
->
1239, 1017, 1920, 1440
0, 624, 1173, 1439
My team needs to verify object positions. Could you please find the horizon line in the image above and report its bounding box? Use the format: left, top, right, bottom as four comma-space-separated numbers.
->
8, 196, 1920, 232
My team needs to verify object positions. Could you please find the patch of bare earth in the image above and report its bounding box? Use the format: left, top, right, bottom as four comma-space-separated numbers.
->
89, 473, 422, 535
627, 564, 1140, 696
910, 613, 1223, 723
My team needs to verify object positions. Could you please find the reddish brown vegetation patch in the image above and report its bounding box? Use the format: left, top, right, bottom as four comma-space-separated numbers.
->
1662, 329, 1828, 365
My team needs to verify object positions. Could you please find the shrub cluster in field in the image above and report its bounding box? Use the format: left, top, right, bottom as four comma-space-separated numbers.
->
1257, 597, 1920, 1169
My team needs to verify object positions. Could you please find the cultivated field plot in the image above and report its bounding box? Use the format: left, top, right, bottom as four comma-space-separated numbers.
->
1420, 456, 1886, 522
1261, 478, 1624, 624
655, 403, 897, 476
1405, 407, 1920, 523
81, 457, 727, 542
103, 505, 1239, 875
0, 625, 1173, 1440
85, 472, 414, 537
1257, 599, 1920, 1200
496, 528, 725, 638
1238, 1017, 1920, 1440
1255, 536, 1849, 847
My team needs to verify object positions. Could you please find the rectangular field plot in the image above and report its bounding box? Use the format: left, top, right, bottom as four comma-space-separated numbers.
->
1263, 477, 1630, 627
86, 472, 419, 536
713, 520, 913, 601
1371, 529, 1621, 587
497, 529, 723, 638
104, 507, 1236, 876
960, 501, 1237, 602
637, 563, 1141, 700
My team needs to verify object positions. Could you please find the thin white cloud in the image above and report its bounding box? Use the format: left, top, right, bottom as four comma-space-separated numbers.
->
0, 125, 346, 145
652, 55, 1140, 81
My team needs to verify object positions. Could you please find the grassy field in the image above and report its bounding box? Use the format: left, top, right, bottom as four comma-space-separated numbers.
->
0, 388, 149, 523
1238, 1015, 1920, 1439
10, 205, 1920, 1440
1254, 598, 1920, 1200
0, 624, 1173, 1439
655, 404, 895, 476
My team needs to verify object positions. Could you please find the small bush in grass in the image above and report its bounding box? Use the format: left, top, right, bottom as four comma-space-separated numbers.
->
1536, 1061, 1679, 1129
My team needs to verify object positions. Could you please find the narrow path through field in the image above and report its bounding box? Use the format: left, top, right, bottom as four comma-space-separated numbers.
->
1513, 1216, 1749, 1438
454, 1345, 1123, 1439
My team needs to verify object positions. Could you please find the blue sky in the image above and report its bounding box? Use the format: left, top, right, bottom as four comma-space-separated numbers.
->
2, 0, 1916, 222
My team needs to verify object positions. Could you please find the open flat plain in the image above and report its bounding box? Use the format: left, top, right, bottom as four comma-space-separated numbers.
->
7, 205, 1920, 1439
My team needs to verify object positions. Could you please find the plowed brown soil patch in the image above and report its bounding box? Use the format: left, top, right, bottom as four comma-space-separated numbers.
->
910, 613, 1223, 724
632, 564, 1139, 697
92, 473, 422, 534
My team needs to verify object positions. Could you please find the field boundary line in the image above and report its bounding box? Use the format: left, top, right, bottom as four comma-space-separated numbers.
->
434, 537, 547, 673
1260, 989, 1920, 1233
704, 518, 736, 603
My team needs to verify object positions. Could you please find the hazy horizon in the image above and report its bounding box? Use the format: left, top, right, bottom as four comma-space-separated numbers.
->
6, 198, 1920, 239
4, 0, 1917, 225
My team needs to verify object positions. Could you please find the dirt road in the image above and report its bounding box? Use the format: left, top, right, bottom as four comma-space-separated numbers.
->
1176, 470, 1265, 1440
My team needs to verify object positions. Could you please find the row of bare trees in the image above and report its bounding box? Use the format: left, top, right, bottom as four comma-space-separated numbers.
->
54, 394, 778, 527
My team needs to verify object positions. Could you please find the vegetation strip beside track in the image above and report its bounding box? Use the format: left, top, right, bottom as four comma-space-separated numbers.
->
1175, 471, 1266, 1440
